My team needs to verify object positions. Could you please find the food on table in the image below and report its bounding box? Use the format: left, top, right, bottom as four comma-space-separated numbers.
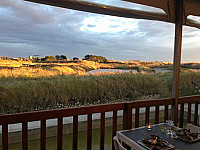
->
176, 129, 200, 142
141, 135, 174, 150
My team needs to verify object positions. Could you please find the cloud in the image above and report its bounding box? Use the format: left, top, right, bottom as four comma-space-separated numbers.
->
0, 0, 199, 62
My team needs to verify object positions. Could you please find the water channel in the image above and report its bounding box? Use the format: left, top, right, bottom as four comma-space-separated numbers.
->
86, 68, 171, 75
87, 69, 138, 74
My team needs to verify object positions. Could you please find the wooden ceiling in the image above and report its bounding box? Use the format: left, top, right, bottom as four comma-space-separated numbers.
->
24, 0, 200, 29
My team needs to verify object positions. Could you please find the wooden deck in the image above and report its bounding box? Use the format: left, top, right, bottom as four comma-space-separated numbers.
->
1, 0, 200, 149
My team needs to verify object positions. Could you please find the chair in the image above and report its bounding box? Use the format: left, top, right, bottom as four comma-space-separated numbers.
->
113, 136, 127, 150
186, 123, 200, 133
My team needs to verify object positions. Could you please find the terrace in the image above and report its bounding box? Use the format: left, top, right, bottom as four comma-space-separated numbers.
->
0, 0, 200, 150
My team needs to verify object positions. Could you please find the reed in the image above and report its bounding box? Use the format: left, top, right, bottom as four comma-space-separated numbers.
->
0, 71, 200, 114
0, 74, 169, 114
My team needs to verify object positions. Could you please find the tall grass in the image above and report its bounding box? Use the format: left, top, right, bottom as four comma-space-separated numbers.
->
0, 59, 148, 78
0, 74, 169, 114
179, 72, 200, 96
0, 72, 200, 114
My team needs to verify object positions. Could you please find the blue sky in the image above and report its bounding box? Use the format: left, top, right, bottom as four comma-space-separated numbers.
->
0, 0, 200, 62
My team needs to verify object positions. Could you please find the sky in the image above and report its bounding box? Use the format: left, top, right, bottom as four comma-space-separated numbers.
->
0, 0, 200, 62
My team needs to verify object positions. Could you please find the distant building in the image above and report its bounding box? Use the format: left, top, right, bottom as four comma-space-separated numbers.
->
29, 56, 33, 60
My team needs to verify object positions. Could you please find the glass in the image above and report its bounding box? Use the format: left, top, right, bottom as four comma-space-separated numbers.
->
166, 120, 178, 139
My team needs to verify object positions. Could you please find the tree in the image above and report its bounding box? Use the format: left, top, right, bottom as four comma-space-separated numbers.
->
55, 55, 61, 60
83, 55, 107, 62
73, 57, 79, 61
60, 55, 67, 60
84, 55, 93, 60
45, 56, 56, 60
55, 55, 67, 60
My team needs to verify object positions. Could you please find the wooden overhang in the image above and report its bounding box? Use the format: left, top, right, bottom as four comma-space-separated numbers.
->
24, 0, 200, 29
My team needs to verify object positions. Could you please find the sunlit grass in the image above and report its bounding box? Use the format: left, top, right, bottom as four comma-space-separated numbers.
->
0, 59, 200, 115
0, 74, 170, 114
0, 59, 165, 77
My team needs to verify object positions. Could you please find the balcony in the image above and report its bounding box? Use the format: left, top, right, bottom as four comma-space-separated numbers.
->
0, 95, 199, 150
1, 0, 200, 150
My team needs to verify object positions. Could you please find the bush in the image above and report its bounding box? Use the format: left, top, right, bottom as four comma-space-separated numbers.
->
45, 56, 56, 60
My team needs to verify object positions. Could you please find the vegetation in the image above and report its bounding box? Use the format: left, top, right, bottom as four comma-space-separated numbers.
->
1, 58, 200, 114
83, 55, 108, 62
55, 55, 67, 60
73, 57, 79, 61
1, 72, 200, 114
44, 56, 56, 60
0, 59, 142, 77
0, 59, 177, 78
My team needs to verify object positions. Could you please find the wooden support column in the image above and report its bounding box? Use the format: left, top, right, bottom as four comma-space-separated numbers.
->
172, 0, 183, 126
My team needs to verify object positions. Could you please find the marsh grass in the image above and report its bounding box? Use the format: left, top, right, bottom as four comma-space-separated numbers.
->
0, 74, 169, 114
0, 72, 200, 114
0, 59, 151, 78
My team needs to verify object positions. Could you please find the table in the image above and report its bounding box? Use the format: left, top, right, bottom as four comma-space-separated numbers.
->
117, 123, 200, 150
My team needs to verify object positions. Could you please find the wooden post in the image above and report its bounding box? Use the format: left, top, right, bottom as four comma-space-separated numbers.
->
122, 103, 131, 150
172, 0, 183, 126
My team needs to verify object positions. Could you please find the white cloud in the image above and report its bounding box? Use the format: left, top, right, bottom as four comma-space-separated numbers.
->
80, 16, 138, 33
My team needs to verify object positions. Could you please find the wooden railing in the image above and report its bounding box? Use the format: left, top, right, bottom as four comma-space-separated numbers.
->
178, 95, 200, 127
0, 95, 199, 150
124, 98, 173, 129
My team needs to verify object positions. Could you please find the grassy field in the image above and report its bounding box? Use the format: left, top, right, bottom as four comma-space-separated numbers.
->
0, 59, 170, 77
0, 59, 200, 114
1, 72, 200, 114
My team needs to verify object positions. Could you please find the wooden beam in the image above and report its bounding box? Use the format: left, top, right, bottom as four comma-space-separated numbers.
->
171, 0, 183, 126
24, 0, 200, 29
184, 0, 200, 17
122, 0, 169, 14
186, 18, 200, 29
24, 0, 168, 22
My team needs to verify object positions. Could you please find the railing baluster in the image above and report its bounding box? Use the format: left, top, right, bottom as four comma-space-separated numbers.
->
187, 102, 191, 123
135, 108, 139, 128
194, 101, 199, 125
155, 106, 159, 124
179, 103, 184, 128
123, 108, 126, 130
22, 122, 28, 150
145, 107, 150, 125
112, 111, 117, 150
100, 112, 105, 150
2, 124, 8, 150
87, 114, 92, 150
41, 120, 46, 150
164, 105, 168, 122
57, 117, 63, 150
73, 116, 78, 150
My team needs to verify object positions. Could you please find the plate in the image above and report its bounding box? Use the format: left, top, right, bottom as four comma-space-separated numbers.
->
176, 129, 200, 143
178, 136, 200, 143
137, 136, 174, 150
